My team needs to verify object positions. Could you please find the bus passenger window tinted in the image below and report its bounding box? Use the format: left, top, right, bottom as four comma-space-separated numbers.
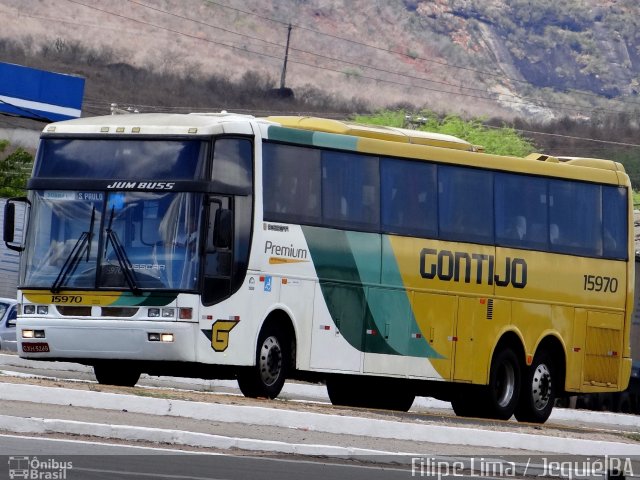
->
212, 138, 253, 192
263, 143, 321, 224
439, 166, 493, 244
322, 151, 379, 230
549, 180, 601, 256
495, 173, 547, 249
603, 186, 628, 259
381, 158, 436, 237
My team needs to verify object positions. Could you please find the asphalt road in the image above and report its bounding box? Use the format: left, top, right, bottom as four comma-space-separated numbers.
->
0, 434, 413, 480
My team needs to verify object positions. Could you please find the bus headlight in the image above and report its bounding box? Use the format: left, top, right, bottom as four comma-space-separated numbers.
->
148, 332, 174, 342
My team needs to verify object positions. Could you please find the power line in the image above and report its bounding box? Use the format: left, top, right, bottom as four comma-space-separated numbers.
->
63, 0, 630, 117
203, 0, 640, 107
483, 124, 640, 149
2, 0, 629, 117
5, 1, 636, 119
124, 0, 626, 116
80, 95, 640, 149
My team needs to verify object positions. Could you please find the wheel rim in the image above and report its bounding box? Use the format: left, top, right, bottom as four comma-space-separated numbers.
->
495, 361, 516, 408
532, 363, 552, 410
259, 335, 282, 387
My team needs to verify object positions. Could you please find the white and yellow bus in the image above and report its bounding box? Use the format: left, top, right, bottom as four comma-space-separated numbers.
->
5, 112, 633, 423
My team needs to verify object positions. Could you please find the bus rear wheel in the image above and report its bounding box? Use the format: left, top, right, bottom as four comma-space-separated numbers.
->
237, 325, 289, 399
483, 347, 521, 420
514, 350, 556, 423
93, 362, 141, 387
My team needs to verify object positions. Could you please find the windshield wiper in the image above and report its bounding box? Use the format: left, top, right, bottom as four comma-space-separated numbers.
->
105, 206, 141, 295
51, 207, 95, 293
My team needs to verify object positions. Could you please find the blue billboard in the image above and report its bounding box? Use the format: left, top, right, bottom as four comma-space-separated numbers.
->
0, 62, 85, 121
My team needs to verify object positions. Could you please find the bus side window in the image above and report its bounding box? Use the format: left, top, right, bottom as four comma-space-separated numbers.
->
549, 180, 601, 257
263, 143, 321, 224
380, 158, 436, 237
211, 138, 253, 192
602, 185, 628, 259
495, 172, 548, 250
439, 165, 493, 244
321, 150, 379, 230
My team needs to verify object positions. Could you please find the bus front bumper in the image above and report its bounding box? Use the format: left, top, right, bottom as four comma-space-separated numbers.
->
17, 318, 198, 362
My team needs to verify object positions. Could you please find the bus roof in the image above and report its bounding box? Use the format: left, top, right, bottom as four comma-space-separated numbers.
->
265, 116, 475, 151
41, 112, 257, 136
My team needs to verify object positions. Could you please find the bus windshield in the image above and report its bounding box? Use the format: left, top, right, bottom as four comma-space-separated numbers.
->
23, 190, 203, 291
34, 138, 208, 179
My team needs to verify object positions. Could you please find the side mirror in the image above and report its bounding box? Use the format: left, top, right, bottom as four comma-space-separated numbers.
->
3, 202, 15, 244
4, 197, 29, 252
7, 309, 17, 327
214, 209, 232, 250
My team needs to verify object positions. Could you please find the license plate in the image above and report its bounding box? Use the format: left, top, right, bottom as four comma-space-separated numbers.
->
22, 342, 50, 353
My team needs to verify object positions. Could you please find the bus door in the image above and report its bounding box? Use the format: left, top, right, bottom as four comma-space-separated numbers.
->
203, 196, 233, 304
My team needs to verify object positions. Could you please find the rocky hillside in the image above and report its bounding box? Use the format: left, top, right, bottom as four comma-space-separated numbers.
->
409, 0, 640, 96
0, 0, 639, 121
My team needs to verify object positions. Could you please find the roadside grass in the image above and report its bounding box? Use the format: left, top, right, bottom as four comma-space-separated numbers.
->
626, 432, 640, 442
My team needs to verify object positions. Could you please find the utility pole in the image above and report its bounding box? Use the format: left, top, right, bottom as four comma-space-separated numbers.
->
280, 23, 292, 90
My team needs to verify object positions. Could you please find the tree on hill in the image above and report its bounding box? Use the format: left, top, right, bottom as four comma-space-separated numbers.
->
353, 110, 537, 157
0, 140, 33, 197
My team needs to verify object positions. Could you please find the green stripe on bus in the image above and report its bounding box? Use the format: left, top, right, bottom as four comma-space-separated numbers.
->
303, 226, 442, 358
312, 132, 358, 151
266, 126, 314, 145
377, 235, 443, 359
112, 292, 177, 306
348, 231, 441, 358
302, 226, 397, 355
267, 126, 359, 152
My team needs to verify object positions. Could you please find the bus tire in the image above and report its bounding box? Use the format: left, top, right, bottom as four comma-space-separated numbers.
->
373, 383, 415, 412
326, 375, 358, 407
237, 324, 289, 399
451, 387, 486, 418
484, 347, 521, 420
93, 362, 141, 387
614, 392, 632, 413
326, 376, 415, 412
514, 350, 556, 423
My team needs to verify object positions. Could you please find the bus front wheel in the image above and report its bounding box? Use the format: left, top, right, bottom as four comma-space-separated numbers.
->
93, 362, 141, 387
514, 350, 556, 423
237, 325, 289, 399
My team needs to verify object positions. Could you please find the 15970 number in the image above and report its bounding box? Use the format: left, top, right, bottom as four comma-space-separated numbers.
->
50, 295, 83, 303
583, 275, 618, 293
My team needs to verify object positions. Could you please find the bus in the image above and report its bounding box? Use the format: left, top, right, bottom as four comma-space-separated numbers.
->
4, 112, 633, 424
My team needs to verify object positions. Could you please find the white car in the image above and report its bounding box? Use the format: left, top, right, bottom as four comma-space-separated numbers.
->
0, 298, 18, 352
